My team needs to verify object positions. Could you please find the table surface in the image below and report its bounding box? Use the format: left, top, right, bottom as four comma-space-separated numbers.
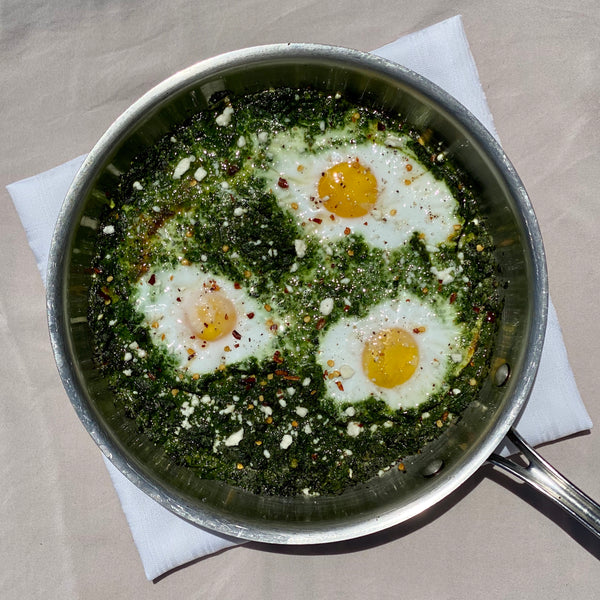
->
1, 1, 599, 597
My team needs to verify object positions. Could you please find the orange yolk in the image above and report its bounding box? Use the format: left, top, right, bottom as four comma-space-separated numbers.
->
317, 160, 378, 218
184, 290, 237, 342
362, 327, 419, 388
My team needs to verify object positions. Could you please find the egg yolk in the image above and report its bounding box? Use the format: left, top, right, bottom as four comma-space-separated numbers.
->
362, 327, 419, 388
318, 160, 378, 218
184, 290, 237, 342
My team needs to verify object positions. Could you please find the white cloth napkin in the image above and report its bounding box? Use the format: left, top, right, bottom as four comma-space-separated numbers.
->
7, 15, 592, 581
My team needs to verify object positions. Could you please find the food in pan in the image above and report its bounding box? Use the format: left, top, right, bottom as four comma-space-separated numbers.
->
88, 88, 501, 496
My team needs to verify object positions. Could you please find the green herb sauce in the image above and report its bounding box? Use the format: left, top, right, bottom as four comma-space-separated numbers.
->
88, 88, 501, 496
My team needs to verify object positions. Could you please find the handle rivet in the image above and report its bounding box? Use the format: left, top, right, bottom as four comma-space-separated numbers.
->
494, 362, 510, 387
422, 458, 444, 478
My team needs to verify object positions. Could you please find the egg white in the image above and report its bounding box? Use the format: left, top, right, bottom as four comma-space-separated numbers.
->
317, 294, 466, 409
134, 265, 276, 374
265, 129, 461, 250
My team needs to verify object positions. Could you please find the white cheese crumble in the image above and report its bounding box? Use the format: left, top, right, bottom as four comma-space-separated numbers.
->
294, 239, 307, 258
319, 297, 334, 316
346, 422, 362, 437
237, 135, 246, 148
173, 155, 195, 180
339, 365, 355, 379
430, 265, 455, 284
257, 131, 268, 144
216, 106, 234, 126
344, 406, 356, 417
132, 181, 143, 190
193, 166, 207, 182
295, 407, 308, 417
102, 225, 115, 234
224, 428, 244, 447
280, 434, 293, 449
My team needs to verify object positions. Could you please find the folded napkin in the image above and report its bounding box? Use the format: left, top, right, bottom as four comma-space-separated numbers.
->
7, 15, 592, 581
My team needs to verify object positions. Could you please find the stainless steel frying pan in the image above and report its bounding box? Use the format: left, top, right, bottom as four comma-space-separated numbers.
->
46, 44, 600, 543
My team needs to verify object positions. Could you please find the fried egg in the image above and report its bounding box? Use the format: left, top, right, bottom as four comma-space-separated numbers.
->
134, 265, 276, 374
317, 294, 466, 409
266, 129, 461, 250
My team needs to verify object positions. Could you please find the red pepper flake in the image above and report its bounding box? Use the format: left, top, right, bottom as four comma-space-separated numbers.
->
270, 324, 278, 331
277, 177, 289, 189
147, 372, 156, 381
274, 369, 288, 377
449, 292, 457, 304
377, 121, 386, 131
335, 381, 344, 391
284, 374, 301, 381
246, 312, 255, 319
344, 227, 351, 235
232, 330, 242, 340
273, 351, 284, 364
148, 273, 156, 285
226, 162, 240, 176
310, 217, 322, 224
234, 282, 242, 289
315, 317, 326, 330
485, 311, 496, 323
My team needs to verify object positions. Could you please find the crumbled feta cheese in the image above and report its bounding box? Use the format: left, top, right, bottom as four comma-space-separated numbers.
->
346, 422, 362, 437
302, 377, 311, 387
216, 106, 234, 126
451, 353, 463, 363
339, 365, 355, 379
319, 297, 334, 316
102, 225, 115, 234
237, 135, 246, 148
173, 156, 194, 179
286, 387, 296, 397
233, 207, 244, 217
257, 131, 268, 143
344, 406, 356, 417
294, 239, 307, 258
132, 181, 143, 190
193, 166, 207, 182
430, 265, 455, 285
224, 428, 244, 446
280, 434, 293, 449
123, 352, 133, 362
295, 407, 308, 417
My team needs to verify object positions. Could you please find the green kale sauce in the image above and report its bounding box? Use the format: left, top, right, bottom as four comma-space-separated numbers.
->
88, 88, 502, 496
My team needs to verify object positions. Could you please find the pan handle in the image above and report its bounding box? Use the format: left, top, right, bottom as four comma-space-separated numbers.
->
488, 428, 600, 538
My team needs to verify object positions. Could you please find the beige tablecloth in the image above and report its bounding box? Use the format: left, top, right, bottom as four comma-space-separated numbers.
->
1, 1, 599, 598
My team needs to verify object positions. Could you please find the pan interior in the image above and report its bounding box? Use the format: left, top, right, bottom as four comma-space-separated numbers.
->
47, 45, 546, 544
